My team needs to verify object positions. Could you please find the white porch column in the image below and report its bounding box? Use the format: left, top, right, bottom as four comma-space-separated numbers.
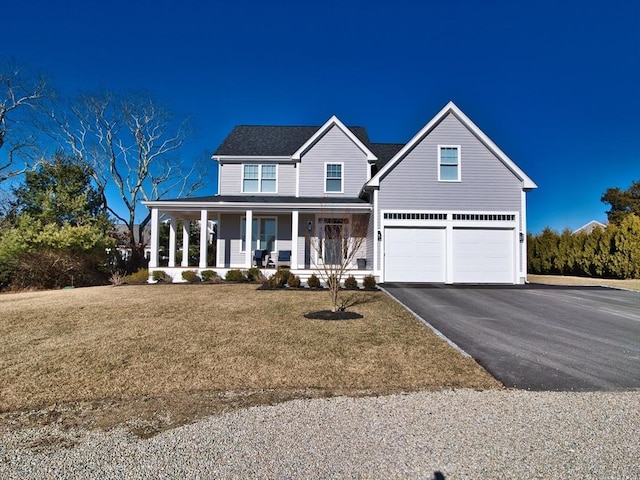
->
199, 209, 208, 269
373, 190, 379, 274
181, 220, 190, 267
215, 213, 221, 268
149, 208, 159, 269
168, 217, 177, 268
245, 210, 253, 267
290, 210, 299, 269
520, 190, 528, 283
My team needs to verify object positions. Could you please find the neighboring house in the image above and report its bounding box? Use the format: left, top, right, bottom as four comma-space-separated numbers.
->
143, 101, 537, 284
573, 220, 607, 235
112, 224, 152, 261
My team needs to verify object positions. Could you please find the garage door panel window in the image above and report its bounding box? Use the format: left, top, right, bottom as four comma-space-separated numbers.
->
438, 146, 460, 182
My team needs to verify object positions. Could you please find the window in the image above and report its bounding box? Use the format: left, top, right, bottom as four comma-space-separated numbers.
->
243, 164, 276, 193
241, 217, 276, 252
325, 163, 343, 192
438, 146, 460, 181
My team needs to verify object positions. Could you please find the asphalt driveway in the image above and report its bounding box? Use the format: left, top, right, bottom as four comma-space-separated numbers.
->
383, 283, 640, 391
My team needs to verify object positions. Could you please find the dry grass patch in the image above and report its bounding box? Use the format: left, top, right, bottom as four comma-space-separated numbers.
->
0, 284, 499, 437
528, 274, 640, 292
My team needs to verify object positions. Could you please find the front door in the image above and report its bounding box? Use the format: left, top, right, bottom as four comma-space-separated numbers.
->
324, 223, 343, 265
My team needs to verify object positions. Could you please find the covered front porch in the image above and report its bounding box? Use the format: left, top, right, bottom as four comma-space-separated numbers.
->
143, 196, 374, 284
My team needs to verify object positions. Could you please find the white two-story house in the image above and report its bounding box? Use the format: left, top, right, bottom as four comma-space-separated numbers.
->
143, 101, 537, 284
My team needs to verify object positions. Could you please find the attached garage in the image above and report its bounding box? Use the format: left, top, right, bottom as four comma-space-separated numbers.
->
452, 228, 514, 283
384, 227, 445, 282
380, 212, 520, 284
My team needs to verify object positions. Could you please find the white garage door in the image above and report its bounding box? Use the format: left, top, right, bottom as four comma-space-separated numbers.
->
453, 228, 514, 283
384, 228, 446, 282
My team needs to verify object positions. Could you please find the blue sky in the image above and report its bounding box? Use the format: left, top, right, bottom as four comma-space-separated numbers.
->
4, 0, 639, 233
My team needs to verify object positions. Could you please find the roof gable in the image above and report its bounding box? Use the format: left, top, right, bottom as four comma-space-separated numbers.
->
573, 220, 607, 234
291, 115, 377, 162
366, 102, 537, 190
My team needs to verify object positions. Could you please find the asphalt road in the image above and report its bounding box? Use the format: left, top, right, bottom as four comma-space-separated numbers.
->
383, 284, 640, 391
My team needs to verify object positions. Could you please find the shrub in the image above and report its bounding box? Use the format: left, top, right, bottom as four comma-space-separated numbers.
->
124, 268, 150, 284
287, 274, 301, 288
246, 267, 265, 282
225, 269, 246, 282
277, 268, 291, 284
109, 271, 126, 286
344, 275, 358, 290
265, 269, 288, 289
181, 270, 200, 283
363, 275, 377, 289
526, 216, 640, 279
4, 250, 110, 290
152, 270, 170, 283
200, 270, 218, 282
307, 273, 321, 288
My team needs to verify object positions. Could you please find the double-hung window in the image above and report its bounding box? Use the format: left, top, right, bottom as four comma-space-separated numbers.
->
243, 164, 276, 193
438, 146, 460, 181
325, 163, 343, 192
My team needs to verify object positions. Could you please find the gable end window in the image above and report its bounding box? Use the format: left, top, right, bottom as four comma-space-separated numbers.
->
325, 163, 343, 193
243, 164, 276, 193
438, 146, 460, 182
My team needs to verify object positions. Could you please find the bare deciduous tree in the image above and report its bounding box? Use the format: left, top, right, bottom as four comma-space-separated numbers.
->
0, 58, 49, 183
52, 91, 209, 268
307, 213, 368, 312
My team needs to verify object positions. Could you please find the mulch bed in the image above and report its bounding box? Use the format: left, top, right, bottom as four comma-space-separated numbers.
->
304, 310, 363, 320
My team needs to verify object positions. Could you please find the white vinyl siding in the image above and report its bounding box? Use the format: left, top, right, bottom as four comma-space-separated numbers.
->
242, 164, 277, 193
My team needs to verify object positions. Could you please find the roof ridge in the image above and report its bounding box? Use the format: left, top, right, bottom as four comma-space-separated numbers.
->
231, 124, 369, 129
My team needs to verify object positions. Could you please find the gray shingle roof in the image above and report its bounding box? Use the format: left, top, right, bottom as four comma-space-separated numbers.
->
214, 125, 372, 157
369, 143, 405, 172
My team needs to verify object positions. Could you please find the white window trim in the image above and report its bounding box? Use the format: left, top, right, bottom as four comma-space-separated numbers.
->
240, 216, 278, 253
241, 164, 278, 194
324, 162, 344, 194
437, 145, 461, 182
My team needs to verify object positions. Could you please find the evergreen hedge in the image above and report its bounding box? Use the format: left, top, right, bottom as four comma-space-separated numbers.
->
528, 214, 640, 279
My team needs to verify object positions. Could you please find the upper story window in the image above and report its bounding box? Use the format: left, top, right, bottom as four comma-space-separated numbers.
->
243, 164, 276, 193
325, 163, 343, 193
438, 146, 460, 182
